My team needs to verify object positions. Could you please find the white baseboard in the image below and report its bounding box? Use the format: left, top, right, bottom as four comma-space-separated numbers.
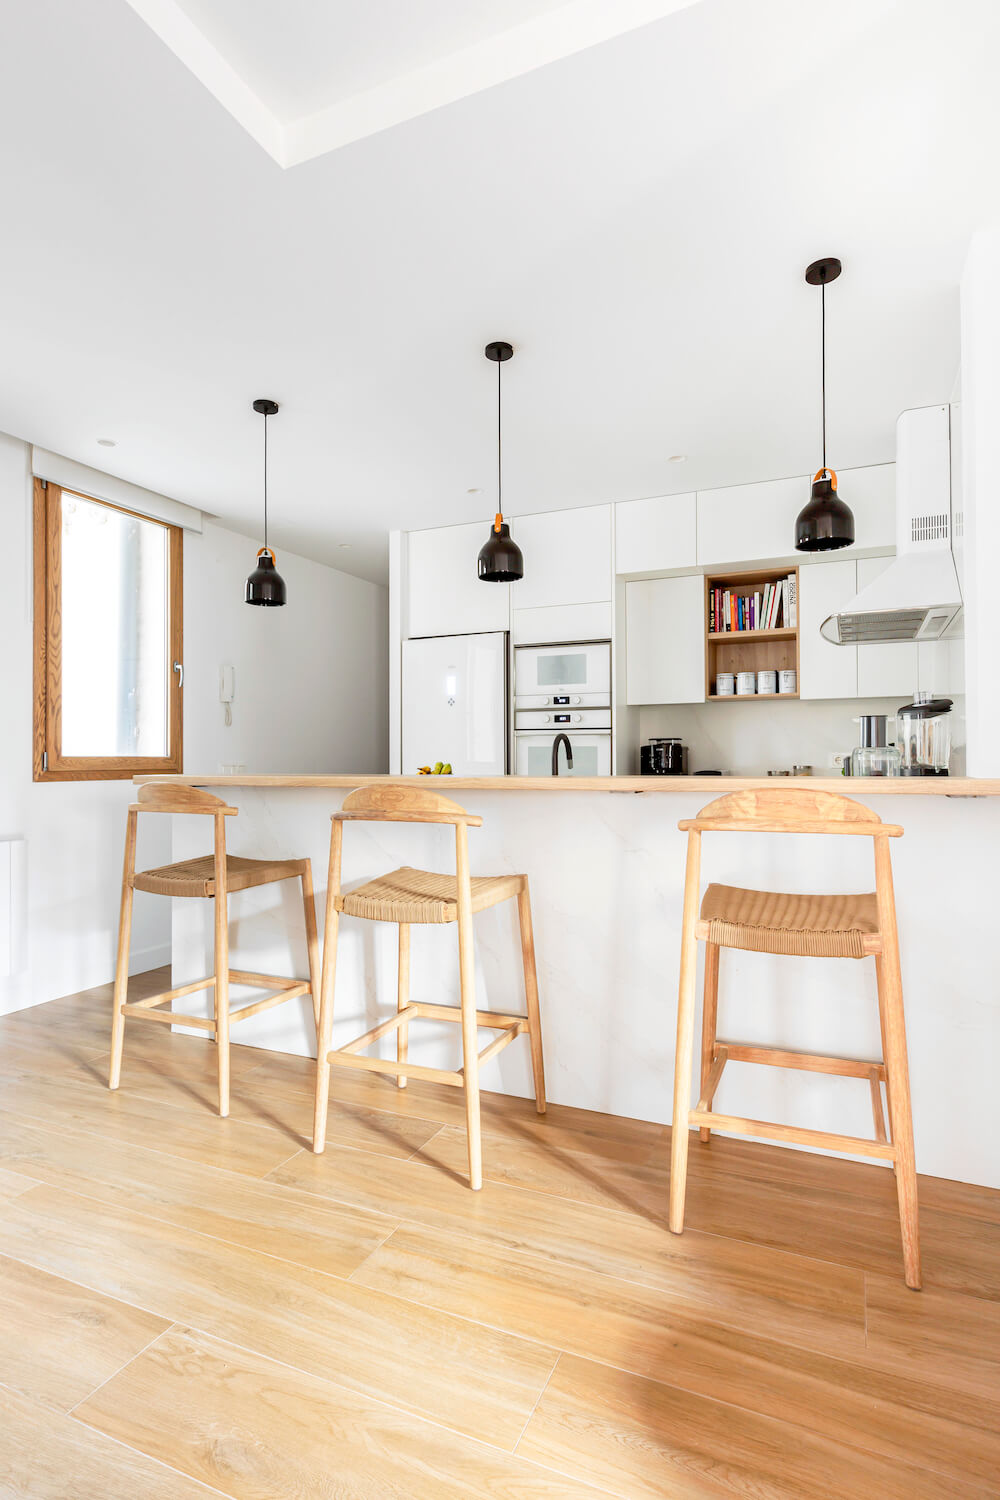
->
128, 942, 171, 976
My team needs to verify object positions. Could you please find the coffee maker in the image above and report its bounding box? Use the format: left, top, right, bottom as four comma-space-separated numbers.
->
896, 693, 953, 776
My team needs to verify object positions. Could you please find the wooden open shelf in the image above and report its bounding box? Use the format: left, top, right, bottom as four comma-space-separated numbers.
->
704, 566, 799, 703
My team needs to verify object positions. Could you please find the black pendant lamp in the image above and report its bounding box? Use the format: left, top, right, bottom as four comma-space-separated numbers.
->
795, 257, 855, 552
478, 341, 523, 582
245, 398, 287, 606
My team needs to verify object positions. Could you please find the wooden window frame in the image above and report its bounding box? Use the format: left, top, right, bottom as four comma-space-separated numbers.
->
32, 478, 184, 781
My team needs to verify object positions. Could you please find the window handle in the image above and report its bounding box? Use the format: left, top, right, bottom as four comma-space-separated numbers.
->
173, 661, 184, 688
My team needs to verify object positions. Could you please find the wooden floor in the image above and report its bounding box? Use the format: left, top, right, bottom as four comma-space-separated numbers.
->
0, 970, 998, 1498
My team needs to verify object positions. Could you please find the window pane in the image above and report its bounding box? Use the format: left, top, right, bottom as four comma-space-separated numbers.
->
60, 493, 169, 757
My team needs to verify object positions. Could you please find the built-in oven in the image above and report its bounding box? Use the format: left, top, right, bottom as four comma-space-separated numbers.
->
513, 641, 611, 709
513, 709, 612, 777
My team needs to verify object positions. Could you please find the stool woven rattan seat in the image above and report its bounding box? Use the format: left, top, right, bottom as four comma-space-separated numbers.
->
340, 866, 524, 925
109, 783, 320, 1117
669, 786, 921, 1289
698, 884, 880, 959
312, 784, 546, 1190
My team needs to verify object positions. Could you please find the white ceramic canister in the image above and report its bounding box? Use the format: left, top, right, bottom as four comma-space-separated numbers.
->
736, 671, 756, 696
778, 668, 797, 695
757, 669, 777, 695
715, 672, 735, 697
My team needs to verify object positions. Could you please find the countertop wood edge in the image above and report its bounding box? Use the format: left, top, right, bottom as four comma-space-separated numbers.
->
132, 773, 1000, 796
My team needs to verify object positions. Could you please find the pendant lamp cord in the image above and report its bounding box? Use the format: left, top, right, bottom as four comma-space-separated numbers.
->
821, 277, 827, 473
263, 410, 269, 553
496, 354, 503, 521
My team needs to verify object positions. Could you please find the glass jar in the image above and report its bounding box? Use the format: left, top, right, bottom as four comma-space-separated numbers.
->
851, 743, 902, 777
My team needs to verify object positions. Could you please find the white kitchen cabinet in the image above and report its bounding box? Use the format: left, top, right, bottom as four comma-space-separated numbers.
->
625, 575, 704, 705
406, 521, 509, 638
615, 492, 696, 575
798, 559, 858, 700
510, 505, 612, 610
696, 476, 804, 568
512, 601, 613, 645
856, 557, 918, 698
845, 464, 895, 551
697, 464, 895, 570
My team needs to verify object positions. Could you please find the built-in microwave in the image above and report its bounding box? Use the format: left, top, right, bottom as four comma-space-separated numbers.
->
513, 641, 611, 708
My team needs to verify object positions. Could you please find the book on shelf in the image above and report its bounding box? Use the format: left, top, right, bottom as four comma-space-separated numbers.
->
708, 573, 797, 634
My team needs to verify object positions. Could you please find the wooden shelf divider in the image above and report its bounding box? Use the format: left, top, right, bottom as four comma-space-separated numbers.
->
704, 566, 800, 702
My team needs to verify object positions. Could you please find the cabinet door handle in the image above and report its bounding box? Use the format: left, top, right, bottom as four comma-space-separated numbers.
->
173, 661, 184, 688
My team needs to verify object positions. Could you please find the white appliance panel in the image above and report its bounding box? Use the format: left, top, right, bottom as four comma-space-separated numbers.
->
514, 731, 611, 777
402, 632, 507, 775
514, 641, 611, 704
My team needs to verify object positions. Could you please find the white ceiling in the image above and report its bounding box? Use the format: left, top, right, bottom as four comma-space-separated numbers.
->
1, 0, 998, 584
125, 0, 696, 164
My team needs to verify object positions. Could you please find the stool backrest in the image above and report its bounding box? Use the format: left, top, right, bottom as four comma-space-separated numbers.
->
679, 787, 902, 839
327, 784, 482, 915
123, 783, 238, 891
336, 784, 483, 827
129, 783, 238, 817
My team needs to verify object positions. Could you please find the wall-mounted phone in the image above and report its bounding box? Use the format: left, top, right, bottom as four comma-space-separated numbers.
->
219, 665, 235, 726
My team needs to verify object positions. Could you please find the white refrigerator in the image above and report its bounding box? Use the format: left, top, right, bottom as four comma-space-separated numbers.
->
401, 632, 508, 776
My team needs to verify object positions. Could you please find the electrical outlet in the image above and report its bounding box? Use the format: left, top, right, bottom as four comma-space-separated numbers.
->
829, 751, 848, 770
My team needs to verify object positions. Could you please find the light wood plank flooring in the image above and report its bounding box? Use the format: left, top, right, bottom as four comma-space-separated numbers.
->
0, 967, 997, 1498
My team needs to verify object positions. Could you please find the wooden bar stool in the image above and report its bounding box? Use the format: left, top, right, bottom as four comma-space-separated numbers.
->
312, 784, 546, 1189
669, 786, 921, 1289
109, 783, 320, 1117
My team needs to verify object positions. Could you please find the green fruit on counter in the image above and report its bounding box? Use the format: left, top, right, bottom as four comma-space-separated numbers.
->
432, 761, 444, 774
442, 763, 452, 774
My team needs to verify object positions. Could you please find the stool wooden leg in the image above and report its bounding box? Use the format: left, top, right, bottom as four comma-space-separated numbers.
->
699, 942, 720, 1143
213, 816, 231, 1118
669, 831, 702, 1234
312, 821, 343, 1153
397, 923, 410, 1089
875, 956, 893, 1153
874, 839, 921, 1290
108, 810, 137, 1091
300, 861, 321, 1035
455, 826, 482, 1190
517, 880, 546, 1115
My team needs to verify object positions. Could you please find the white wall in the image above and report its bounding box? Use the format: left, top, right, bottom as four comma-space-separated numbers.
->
639, 697, 905, 777
182, 520, 387, 775
961, 228, 1000, 775
0, 431, 387, 1017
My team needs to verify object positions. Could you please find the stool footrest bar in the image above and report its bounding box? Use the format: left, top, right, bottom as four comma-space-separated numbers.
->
121, 1004, 216, 1030
869, 1067, 889, 1144
722, 1043, 885, 1080
473, 1021, 525, 1068
697, 1045, 728, 1111
338, 1005, 419, 1055
412, 1002, 529, 1029
688, 1108, 896, 1160
326, 1052, 464, 1087
228, 983, 310, 1023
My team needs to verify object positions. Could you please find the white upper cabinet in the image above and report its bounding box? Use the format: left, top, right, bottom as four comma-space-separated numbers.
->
856, 556, 918, 698
406, 521, 509, 638
843, 464, 895, 551
798, 559, 858, 699
696, 476, 805, 568
511, 505, 612, 610
625, 575, 705, 705
615, 493, 696, 575
697, 465, 896, 569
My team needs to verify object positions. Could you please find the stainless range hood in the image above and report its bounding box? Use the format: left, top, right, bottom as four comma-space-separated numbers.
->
820, 405, 962, 645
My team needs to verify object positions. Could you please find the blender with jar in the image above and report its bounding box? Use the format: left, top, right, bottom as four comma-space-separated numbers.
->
896, 693, 953, 777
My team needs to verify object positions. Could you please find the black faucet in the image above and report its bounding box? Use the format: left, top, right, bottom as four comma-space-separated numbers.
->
552, 733, 574, 776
